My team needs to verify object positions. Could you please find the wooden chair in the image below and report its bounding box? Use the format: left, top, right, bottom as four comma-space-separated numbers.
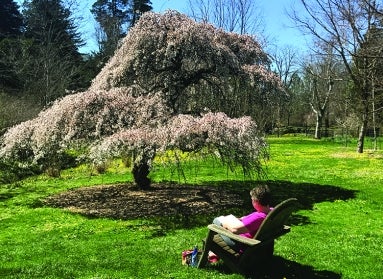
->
197, 198, 299, 276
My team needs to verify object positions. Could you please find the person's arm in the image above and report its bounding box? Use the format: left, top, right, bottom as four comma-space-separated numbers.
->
217, 214, 249, 234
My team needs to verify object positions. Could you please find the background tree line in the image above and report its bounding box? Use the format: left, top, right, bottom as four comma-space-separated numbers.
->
1, 0, 382, 153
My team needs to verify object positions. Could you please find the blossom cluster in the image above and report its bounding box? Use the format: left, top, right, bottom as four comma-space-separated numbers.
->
89, 112, 267, 175
242, 64, 283, 88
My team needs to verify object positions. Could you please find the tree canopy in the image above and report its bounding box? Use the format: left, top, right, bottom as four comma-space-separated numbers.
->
91, 11, 281, 115
0, 11, 280, 189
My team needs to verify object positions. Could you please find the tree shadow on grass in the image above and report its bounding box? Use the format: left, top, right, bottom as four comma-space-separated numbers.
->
210, 255, 341, 279
156, 179, 357, 229
42, 179, 357, 229
266, 180, 357, 210
213, 179, 357, 209
268, 256, 342, 279
0, 192, 14, 202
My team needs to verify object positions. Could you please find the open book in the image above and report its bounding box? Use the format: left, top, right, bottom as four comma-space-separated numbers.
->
223, 214, 244, 227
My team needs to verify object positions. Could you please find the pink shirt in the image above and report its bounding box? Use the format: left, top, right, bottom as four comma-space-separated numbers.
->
240, 209, 271, 238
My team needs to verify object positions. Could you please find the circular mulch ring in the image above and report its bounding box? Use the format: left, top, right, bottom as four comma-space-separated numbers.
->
43, 183, 249, 220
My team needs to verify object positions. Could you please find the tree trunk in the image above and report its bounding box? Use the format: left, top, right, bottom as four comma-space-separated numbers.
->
357, 90, 369, 153
371, 82, 377, 151
357, 108, 368, 153
357, 119, 367, 153
132, 161, 151, 190
131, 148, 156, 190
314, 111, 322, 139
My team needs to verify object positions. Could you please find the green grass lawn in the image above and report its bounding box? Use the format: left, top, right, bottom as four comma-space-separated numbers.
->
1, 136, 382, 278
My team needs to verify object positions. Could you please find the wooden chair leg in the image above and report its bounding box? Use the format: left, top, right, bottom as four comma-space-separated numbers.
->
197, 230, 214, 268
197, 248, 209, 268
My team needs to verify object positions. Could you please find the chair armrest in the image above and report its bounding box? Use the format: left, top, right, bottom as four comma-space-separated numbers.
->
207, 224, 261, 246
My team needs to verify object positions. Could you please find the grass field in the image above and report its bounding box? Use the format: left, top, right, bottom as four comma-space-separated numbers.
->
0, 136, 382, 278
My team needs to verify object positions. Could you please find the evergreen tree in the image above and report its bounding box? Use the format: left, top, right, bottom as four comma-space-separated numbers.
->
0, 0, 24, 90
91, 0, 152, 62
21, 0, 86, 105
0, 38, 23, 90
23, 0, 83, 59
0, 0, 23, 38
91, 0, 130, 61
130, 0, 152, 26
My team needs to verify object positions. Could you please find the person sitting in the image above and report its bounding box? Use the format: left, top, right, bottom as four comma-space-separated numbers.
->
209, 184, 272, 262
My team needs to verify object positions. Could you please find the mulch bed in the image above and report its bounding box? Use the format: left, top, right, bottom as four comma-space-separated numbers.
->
43, 183, 248, 220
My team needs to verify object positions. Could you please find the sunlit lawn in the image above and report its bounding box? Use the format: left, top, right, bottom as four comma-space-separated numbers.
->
0, 135, 382, 278
264, 136, 383, 279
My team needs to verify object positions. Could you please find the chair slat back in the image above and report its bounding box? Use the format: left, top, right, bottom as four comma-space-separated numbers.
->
253, 198, 298, 241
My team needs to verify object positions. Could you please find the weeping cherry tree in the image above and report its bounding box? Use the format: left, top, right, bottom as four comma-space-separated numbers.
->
0, 11, 281, 189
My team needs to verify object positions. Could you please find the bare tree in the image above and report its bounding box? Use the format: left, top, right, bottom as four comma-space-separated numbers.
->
269, 45, 300, 133
359, 24, 383, 150
187, 0, 263, 35
289, 0, 383, 152
303, 50, 344, 139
